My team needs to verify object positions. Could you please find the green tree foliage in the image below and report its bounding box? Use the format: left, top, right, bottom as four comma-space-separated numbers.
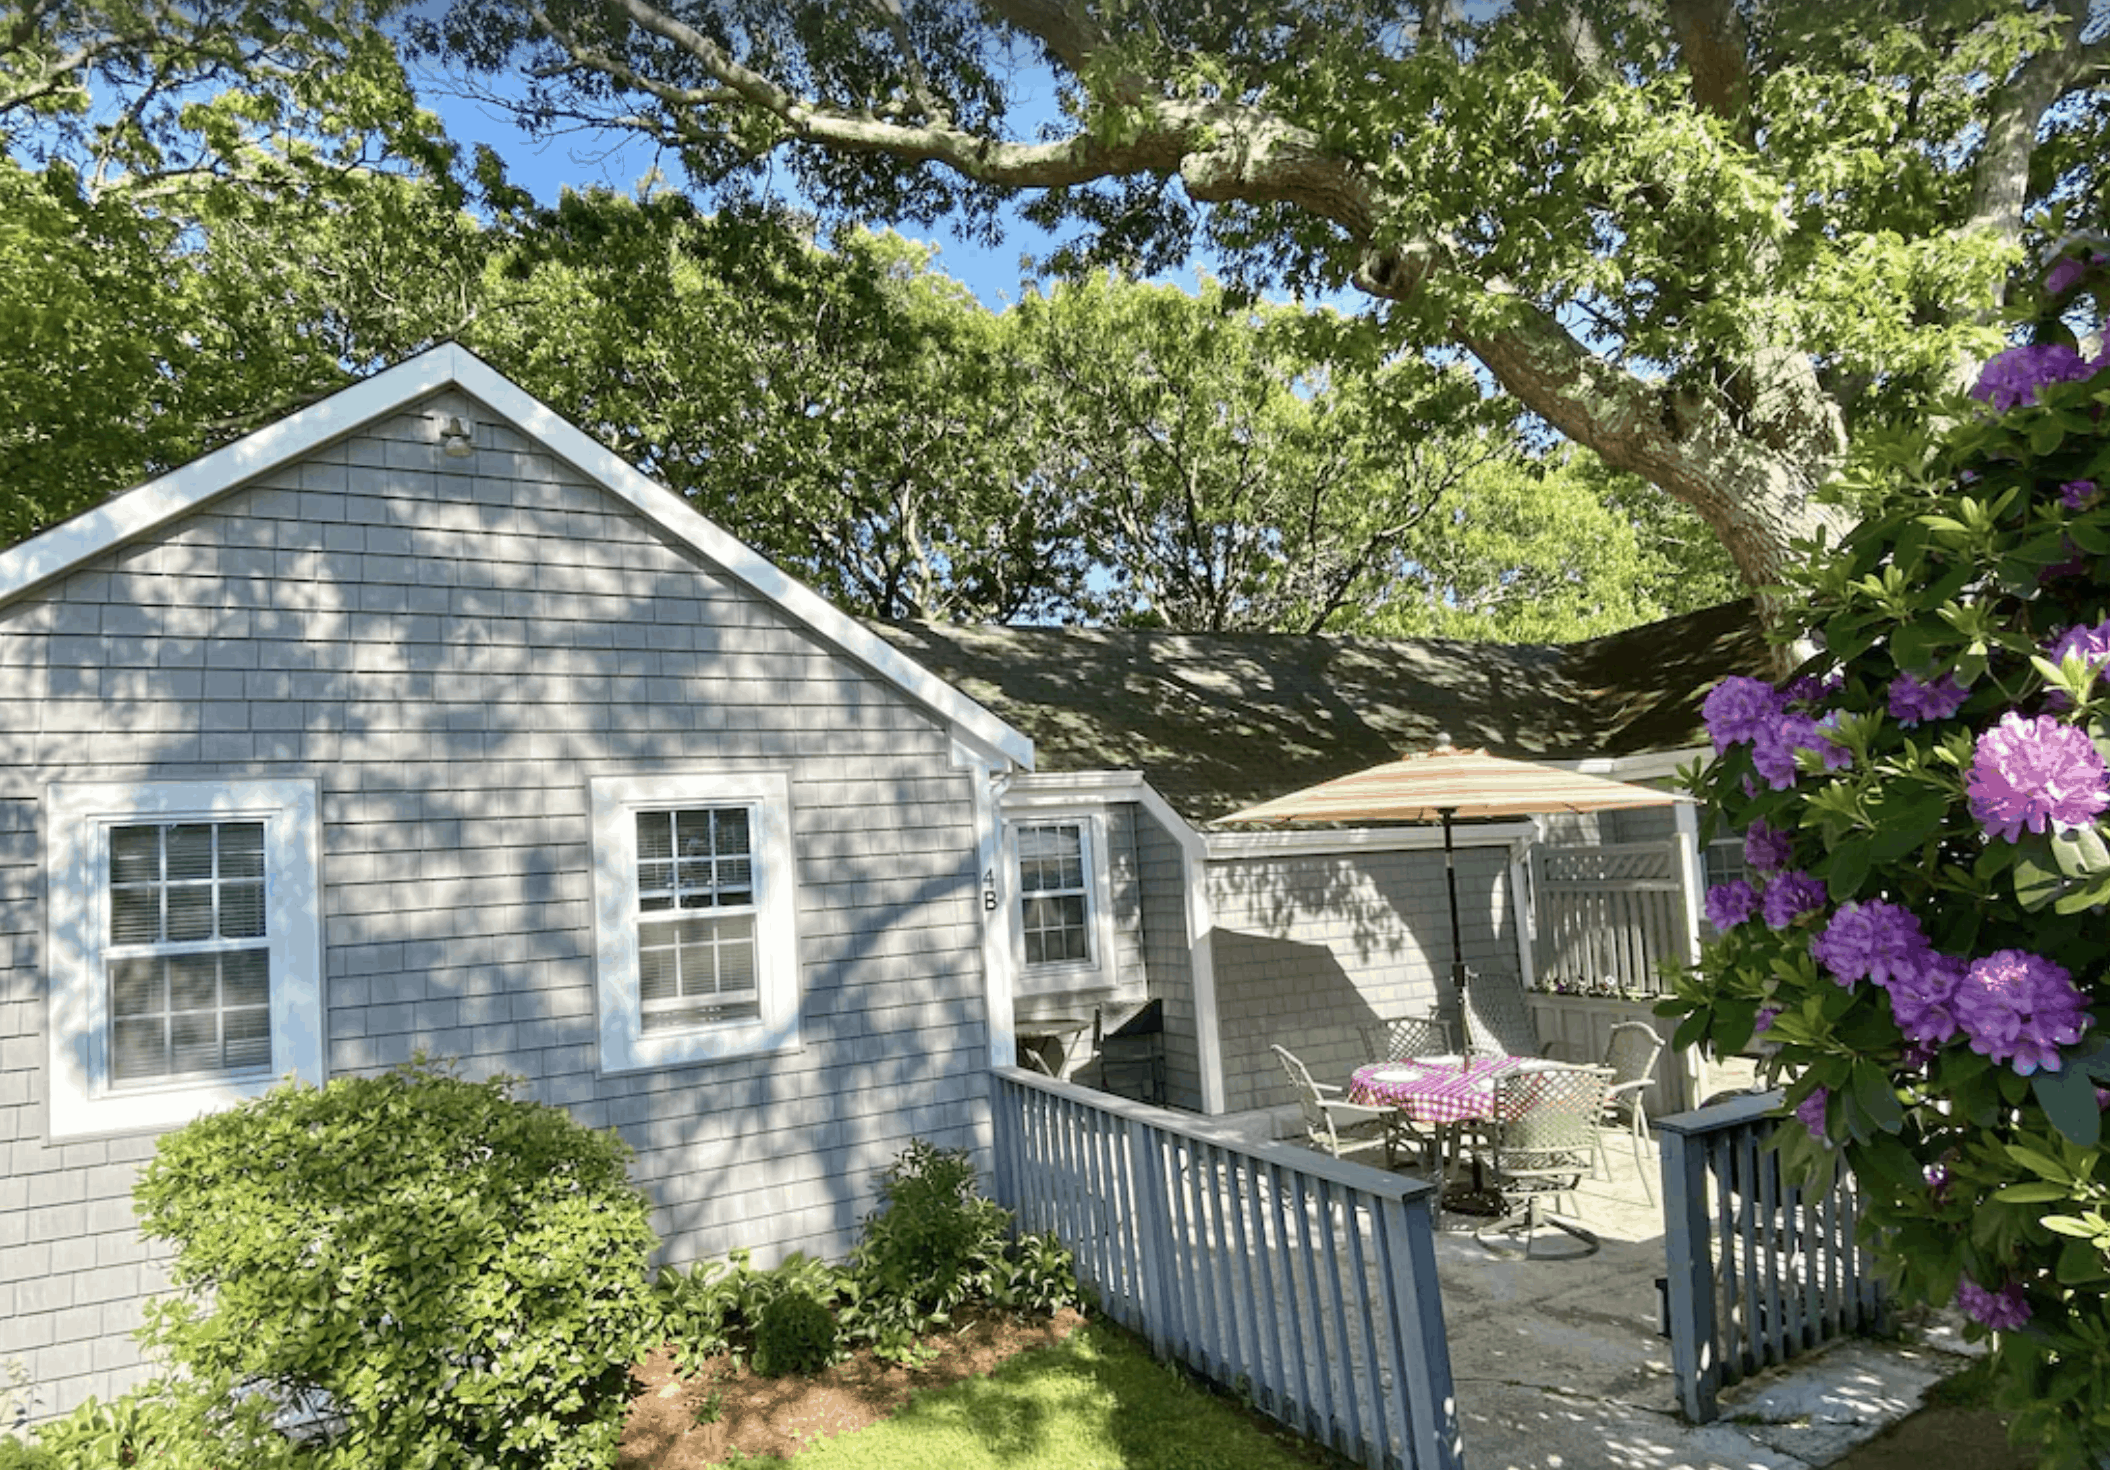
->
461, 193, 1085, 621
1011, 272, 1490, 631
1370, 449, 1744, 642
130, 1061, 660, 1470
419, 0, 2106, 602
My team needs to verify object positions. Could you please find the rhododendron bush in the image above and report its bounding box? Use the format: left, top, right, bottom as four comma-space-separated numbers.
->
1664, 254, 2110, 1466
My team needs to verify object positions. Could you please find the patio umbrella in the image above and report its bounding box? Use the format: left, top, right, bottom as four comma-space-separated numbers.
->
1219, 744, 1688, 993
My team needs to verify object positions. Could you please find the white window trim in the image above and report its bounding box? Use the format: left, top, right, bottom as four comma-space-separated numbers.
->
589, 772, 801, 1073
1009, 812, 1116, 997
46, 778, 324, 1140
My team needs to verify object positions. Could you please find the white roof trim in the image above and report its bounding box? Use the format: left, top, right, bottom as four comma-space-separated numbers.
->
0, 343, 1033, 770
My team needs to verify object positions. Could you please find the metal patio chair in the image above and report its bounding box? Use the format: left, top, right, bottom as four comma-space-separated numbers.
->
1599, 1021, 1666, 1204
1472, 1062, 1614, 1259
1273, 1043, 1395, 1166
1357, 1014, 1458, 1065
1461, 966, 1546, 1059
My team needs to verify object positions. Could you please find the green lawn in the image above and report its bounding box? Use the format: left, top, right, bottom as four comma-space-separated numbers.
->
774, 1321, 1329, 1470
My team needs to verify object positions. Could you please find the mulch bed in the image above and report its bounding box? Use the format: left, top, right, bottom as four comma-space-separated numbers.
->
618, 1306, 1089, 1467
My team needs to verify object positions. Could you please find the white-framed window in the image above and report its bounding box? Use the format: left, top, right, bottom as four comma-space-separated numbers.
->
45, 779, 324, 1139
588, 772, 801, 1073
1010, 815, 1114, 994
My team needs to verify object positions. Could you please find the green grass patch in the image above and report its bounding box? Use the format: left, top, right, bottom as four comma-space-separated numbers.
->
779, 1320, 1330, 1470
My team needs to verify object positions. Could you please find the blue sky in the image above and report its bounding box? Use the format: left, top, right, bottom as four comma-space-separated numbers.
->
414, 69, 1084, 311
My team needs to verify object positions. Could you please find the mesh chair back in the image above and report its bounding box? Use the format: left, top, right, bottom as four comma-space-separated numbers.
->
1271, 1044, 1332, 1142
1358, 1015, 1456, 1064
1488, 1065, 1611, 1187
1602, 1022, 1664, 1115
1463, 967, 1541, 1058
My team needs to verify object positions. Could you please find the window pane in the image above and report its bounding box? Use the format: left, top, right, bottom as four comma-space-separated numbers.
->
1018, 825, 1085, 893
169, 952, 218, 1011
110, 887, 162, 946
169, 1013, 218, 1074
165, 886, 214, 943
223, 1008, 271, 1070
110, 827, 161, 885
165, 825, 214, 883
636, 811, 673, 862
218, 823, 265, 879
111, 1018, 165, 1083
637, 941, 678, 1003
1022, 893, 1088, 965
222, 949, 270, 1010
110, 957, 161, 1019
220, 882, 265, 940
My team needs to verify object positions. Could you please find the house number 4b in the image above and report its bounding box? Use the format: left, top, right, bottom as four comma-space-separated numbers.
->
982, 868, 998, 912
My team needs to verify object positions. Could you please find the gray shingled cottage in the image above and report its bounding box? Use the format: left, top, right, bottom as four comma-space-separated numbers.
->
876, 602, 1767, 1121
1, 343, 1763, 1423
0, 345, 1039, 1420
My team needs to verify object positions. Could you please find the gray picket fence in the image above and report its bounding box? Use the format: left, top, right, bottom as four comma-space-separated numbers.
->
1657, 1090, 1887, 1422
988, 1066, 1464, 1470
1531, 841, 1689, 995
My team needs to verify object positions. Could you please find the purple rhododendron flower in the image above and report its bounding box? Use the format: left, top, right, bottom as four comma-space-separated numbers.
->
1744, 819, 1794, 873
1703, 675, 1783, 752
1751, 712, 1852, 790
1951, 949, 2094, 1075
1956, 1276, 2031, 1332
1754, 1006, 1780, 1034
2044, 251, 2105, 297
1810, 901, 1930, 989
2044, 620, 2110, 708
1972, 343, 2095, 411
1794, 1086, 1829, 1140
1779, 674, 1843, 708
1966, 711, 2110, 842
1889, 953, 1966, 1049
1704, 880, 1761, 931
1761, 871, 1827, 930
1887, 672, 1968, 727
2062, 478, 2100, 510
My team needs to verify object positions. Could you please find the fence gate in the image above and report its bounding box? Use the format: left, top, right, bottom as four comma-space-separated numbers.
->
1656, 1091, 1888, 1422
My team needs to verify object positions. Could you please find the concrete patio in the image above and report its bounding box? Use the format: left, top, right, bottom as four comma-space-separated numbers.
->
1238, 1073, 1984, 1470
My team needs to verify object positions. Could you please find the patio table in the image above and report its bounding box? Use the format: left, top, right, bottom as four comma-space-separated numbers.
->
1349, 1055, 1532, 1210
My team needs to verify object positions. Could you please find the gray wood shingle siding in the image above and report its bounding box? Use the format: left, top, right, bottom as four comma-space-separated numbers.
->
1133, 806, 1203, 1111
0, 389, 992, 1420
1206, 845, 1514, 1115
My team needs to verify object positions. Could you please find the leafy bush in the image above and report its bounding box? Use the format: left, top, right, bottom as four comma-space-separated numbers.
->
1666, 255, 2110, 1466
19, 1383, 296, 1470
851, 1140, 1012, 1315
752, 1290, 840, 1378
131, 1059, 659, 1470
653, 1141, 1083, 1374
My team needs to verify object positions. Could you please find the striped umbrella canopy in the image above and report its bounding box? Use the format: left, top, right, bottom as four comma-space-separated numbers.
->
1219, 744, 1687, 826
1220, 745, 1687, 995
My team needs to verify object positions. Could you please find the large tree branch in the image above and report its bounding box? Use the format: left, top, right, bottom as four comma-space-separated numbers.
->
1966, 1, 2093, 250
1667, 0, 1752, 146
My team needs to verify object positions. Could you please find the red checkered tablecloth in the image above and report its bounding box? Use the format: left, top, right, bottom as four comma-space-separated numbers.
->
1348, 1056, 1527, 1124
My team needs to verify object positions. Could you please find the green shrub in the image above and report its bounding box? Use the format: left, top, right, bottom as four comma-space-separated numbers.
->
851, 1140, 1011, 1316
22, 1383, 296, 1470
132, 1058, 660, 1470
751, 1289, 840, 1378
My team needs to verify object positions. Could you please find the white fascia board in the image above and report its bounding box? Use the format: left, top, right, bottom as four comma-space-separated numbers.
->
0, 344, 1034, 772
1563, 747, 1709, 784
1204, 820, 1540, 861
1000, 771, 1151, 809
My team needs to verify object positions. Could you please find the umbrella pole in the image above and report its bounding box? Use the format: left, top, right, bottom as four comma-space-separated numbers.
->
1442, 805, 1468, 1002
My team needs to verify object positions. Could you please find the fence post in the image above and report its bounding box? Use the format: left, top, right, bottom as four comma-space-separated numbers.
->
1125, 1114, 1179, 1361
1660, 1120, 1722, 1423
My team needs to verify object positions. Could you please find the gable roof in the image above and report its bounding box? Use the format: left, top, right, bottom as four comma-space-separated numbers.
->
874, 601, 1767, 822
0, 343, 1033, 769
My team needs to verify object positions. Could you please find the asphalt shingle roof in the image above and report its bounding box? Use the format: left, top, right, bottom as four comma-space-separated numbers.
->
873, 601, 1769, 823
